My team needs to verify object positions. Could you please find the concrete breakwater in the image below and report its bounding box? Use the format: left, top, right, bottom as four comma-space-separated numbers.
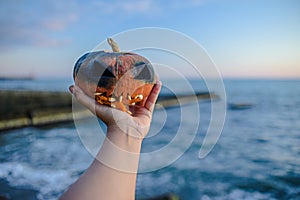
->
0, 90, 218, 131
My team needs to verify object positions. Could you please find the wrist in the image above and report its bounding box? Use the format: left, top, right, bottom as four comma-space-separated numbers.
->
94, 126, 143, 173
106, 125, 143, 153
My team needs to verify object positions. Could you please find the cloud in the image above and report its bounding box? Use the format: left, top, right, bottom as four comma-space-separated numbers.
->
0, 0, 152, 50
91, 0, 157, 14
89, 0, 211, 15
42, 13, 78, 32
0, 0, 78, 50
0, 0, 211, 51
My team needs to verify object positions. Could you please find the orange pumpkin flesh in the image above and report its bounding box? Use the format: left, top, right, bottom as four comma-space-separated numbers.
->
73, 46, 156, 114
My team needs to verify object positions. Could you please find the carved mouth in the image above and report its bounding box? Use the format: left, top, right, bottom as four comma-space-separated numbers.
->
94, 92, 144, 115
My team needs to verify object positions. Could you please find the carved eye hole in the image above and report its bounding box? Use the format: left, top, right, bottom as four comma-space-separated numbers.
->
95, 61, 116, 88
133, 62, 153, 81
102, 68, 116, 78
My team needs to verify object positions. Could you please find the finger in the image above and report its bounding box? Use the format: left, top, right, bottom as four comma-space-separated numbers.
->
144, 81, 162, 112
71, 85, 113, 123
72, 85, 97, 115
69, 85, 74, 94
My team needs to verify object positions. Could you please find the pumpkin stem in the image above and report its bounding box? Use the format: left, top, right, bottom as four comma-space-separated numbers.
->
107, 38, 120, 52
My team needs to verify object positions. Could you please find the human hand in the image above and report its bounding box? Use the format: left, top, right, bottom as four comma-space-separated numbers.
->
69, 81, 162, 140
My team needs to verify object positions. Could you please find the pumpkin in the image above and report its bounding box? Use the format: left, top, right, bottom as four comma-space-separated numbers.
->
73, 38, 157, 114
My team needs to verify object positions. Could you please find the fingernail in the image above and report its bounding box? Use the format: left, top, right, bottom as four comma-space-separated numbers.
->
69, 85, 74, 94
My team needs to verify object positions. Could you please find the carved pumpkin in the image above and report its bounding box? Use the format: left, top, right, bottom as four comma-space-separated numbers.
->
73, 38, 157, 114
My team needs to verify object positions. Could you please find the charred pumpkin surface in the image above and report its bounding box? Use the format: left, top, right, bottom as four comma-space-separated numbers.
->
73, 39, 156, 114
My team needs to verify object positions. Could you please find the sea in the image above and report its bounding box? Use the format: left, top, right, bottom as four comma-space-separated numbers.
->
0, 78, 299, 200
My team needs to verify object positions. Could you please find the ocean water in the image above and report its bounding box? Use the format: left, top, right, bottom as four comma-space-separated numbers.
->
0, 79, 300, 200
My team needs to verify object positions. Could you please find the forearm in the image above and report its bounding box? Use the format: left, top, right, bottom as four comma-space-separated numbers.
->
60, 127, 142, 200
61, 82, 161, 200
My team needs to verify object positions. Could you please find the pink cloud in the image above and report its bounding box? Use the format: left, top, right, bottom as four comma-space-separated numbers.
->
42, 13, 78, 31
0, 1, 79, 50
0, 0, 209, 50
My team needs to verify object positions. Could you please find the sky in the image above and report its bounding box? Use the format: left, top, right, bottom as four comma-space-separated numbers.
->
0, 0, 299, 79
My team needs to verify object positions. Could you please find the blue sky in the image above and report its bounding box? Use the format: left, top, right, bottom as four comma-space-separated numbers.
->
0, 0, 299, 79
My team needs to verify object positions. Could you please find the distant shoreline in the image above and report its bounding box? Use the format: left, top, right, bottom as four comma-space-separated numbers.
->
0, 76, 35, 81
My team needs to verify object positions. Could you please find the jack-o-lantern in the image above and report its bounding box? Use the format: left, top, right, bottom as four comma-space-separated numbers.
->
73, 38, 157, 114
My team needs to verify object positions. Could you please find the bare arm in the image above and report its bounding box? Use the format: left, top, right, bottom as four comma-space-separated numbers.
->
60, 82, 161, 200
